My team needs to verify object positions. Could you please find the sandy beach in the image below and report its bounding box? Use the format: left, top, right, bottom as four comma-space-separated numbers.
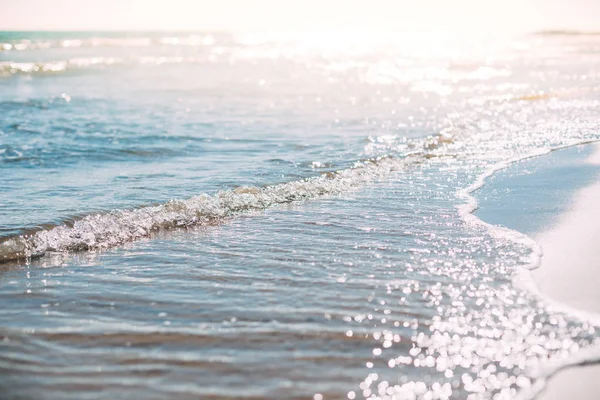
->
533, 143, 600, 399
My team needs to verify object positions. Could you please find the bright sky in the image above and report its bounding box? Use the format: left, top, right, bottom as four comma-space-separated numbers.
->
0, 0, 598, 35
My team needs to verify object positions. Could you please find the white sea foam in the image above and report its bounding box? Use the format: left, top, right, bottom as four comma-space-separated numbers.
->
0, 57, 123, 76
0, 155, 414, 262
0, 55, 225, 76
0, 36, 214, 52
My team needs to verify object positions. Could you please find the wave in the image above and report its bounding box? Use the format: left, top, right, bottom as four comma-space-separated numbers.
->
0, 125, 456, 263
0, 153, 423, 263
0, 34, 219, 52
0, 55, 227, 76
534, 30, 600, 36
0, 57, 122, 76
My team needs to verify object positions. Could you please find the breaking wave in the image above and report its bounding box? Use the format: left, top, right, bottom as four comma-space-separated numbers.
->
0, 154, 418, 262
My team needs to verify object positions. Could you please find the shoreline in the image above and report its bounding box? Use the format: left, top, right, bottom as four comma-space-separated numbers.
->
531, 143, 600, 399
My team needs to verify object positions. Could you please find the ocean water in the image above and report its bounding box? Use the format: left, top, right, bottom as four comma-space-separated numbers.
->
1, 31, 600, 399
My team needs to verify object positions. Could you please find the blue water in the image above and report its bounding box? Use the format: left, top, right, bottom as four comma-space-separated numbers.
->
1, 31, 600, 399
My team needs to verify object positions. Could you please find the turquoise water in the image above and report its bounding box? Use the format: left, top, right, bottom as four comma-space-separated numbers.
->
1, 31, 600, 399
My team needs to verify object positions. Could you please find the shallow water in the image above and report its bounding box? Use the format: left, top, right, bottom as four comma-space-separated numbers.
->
1, 31, 600, 399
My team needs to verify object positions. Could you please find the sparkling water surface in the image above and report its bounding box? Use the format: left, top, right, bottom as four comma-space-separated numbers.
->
1, 31, 600, 399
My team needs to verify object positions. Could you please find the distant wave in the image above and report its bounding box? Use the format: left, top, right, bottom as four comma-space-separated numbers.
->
0, 34, 219, 52
534, 30, 600, 36
0, 57, 122, 76
0, 56, 213, 76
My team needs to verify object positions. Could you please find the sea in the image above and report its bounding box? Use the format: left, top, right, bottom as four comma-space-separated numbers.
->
0, 31, 599, 400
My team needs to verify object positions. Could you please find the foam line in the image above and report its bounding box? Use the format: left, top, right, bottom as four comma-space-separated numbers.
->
0, 155, 414, 263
